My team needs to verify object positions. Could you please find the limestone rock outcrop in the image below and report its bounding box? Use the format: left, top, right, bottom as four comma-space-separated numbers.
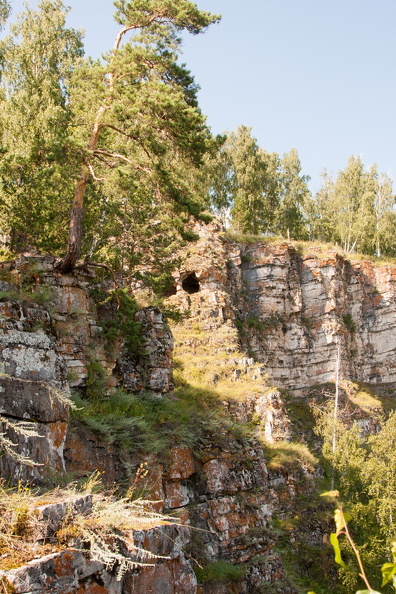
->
0, 257, 173, 482
167, 224, 396, 392
2, 225, 396, 593
228, 242, 396, 391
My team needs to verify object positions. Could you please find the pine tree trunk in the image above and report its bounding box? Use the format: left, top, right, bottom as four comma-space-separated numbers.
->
55, 169, 89, 273
56, 106, 107, 273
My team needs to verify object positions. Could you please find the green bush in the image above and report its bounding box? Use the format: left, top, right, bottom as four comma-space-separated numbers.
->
90, 288, 142, 354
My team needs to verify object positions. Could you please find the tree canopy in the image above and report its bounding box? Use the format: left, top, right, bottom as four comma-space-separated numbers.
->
0, 0, 394, 272
203, 126, 310, 239
0, 0, 83, 253
0, 0, 220, 275
307, 157, 396, 255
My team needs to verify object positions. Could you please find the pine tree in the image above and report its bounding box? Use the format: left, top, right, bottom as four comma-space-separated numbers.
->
57, 0, 220, 272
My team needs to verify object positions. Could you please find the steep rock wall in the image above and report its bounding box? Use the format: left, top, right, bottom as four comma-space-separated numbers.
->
2, 229, 395, 592
167, 224, 396, 393
227, 242, 396, 391
0, 256, 173, 481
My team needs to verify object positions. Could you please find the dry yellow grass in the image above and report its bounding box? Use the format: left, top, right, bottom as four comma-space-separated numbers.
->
0, 479, 175, 572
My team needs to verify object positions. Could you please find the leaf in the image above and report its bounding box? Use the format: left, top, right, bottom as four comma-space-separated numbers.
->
320, 490, 340, 498
334, 508, 352, 534
330, 532, 346, 568
381, 561, 396, 587
355, 590, 382, 593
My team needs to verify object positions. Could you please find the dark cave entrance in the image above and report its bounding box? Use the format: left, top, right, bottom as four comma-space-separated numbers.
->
182, 272, 200, 294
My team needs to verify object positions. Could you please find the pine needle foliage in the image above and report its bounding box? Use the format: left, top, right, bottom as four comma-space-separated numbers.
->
94, 288, 142, 355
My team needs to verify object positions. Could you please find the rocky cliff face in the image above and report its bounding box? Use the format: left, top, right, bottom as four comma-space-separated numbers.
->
167, 223, 396, 392
0, 256, 173, 484
1, 227, 395, 593
228, 240, 396, 391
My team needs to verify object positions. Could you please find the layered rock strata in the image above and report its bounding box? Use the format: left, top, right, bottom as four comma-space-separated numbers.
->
167, 224, 396, 392
0, 256, 172, 481
2, 228, 396, 592
227, 242, 396, 391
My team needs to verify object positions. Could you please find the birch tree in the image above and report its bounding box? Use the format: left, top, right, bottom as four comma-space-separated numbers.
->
0, 0, 83, 252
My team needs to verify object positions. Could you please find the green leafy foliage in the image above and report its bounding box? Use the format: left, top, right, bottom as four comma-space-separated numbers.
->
0, 0, 83, 253
203, 126, 309, 238
262, 440, 318, 473
316, 407, 396, 592
0, 0, 219, 274
307, 157, 396, 256
58, 0, 220, 271
323, 502, 396, 594
330, 532, 347, 569
90, 288, 141, 355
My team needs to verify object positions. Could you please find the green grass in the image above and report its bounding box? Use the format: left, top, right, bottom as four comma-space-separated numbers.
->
0, 286, 54, 308
262, 440, 318, 473
341, 313, 356, 333
72, 380, 248, 456
89, 287, 142, 355
194, 560, 246, 584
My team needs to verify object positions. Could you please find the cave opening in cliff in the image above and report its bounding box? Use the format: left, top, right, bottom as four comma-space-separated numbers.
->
182, 272, 200, 294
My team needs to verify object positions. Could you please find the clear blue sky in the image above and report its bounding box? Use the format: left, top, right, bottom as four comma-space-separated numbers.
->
8, 0, 396, 192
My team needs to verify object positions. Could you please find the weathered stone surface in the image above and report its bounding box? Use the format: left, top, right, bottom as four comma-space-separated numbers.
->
167, 227, 396, 393
0, 328, 66, 385
0, 549, 122, 594
0, 375, 69, 422
227, 242, 396, 391
4, 235, 396, 592
166, 445, 196, 480
124, 524, 197, 593
64, 421, 121, 484
0, 419, 68, 482
164, 480, 191, 509
0, 260, 176, 485
0, 313, 71, 482
0, 520, 197, 594
34, 494, 93, 539
123, 558, 197, 594
134, 307, 174, 393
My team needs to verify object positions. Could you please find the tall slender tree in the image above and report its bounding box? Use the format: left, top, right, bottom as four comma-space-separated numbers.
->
229, 126, 271, 234
307, 160, 396, 256
204, 126, 279, 233
273, 148, 310, 240
0, 0, 83, 252
372, 168, 396, 257
57, 0, 220, 272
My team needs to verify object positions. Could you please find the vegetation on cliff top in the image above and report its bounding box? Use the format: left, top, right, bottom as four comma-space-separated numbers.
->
0, 1, 394, 276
